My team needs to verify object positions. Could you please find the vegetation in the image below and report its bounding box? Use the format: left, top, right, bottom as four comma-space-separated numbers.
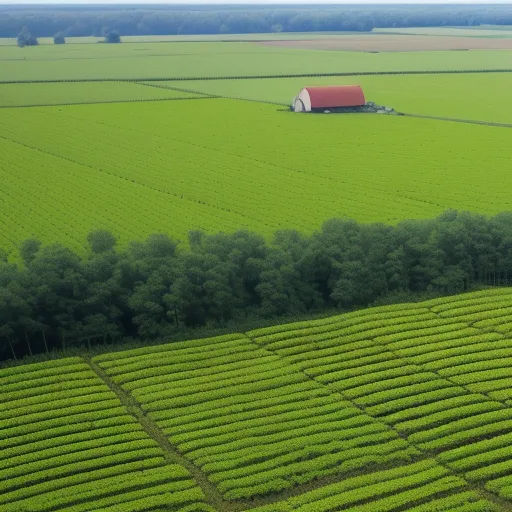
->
168, 72, 512, 124
1, 99, 512, 260
0, 357, 211, 511
103, 30, 121, 44
1, 4, 512, 38
16, 26, 38, 48
53, 32, 65, 45
2, 42, 512, 82
0, 81, 199, 107
4, 209, 512, 361
4, 7, 512, 510
5, 289, 512, 509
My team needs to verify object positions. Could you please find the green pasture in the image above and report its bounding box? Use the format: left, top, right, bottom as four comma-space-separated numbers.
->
167, 72, 512, 124
0, 81, 199, 107
1, 98, 512, 256
1, 41, 511, 82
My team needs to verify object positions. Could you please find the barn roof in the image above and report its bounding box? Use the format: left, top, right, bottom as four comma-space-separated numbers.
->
304, 85, 366, 108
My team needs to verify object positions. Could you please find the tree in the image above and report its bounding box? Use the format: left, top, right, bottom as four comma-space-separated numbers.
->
104, 30, 121, 44
17, 26, 38, 48
53, 32, 65, 44
87, 230, 116, 254
20, 238, 41, 265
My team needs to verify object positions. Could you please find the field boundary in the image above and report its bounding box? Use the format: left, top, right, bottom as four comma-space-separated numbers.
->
2, 68, 512, 85
0, 96, 213, 109
85, 355, 238, 512
404, 113, 512, 129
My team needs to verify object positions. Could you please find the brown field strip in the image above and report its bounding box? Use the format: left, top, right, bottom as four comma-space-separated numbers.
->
258, 35, 512, 52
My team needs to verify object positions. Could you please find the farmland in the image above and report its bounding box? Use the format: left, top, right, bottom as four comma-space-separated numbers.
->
2, 99, 512, 256
165, 72, 512, 124
1, 42, 511, 82
6, 289, 512, 509
4, 14, 512, 511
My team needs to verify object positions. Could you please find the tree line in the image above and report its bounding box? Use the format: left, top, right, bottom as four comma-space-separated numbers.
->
1, 4, 512, 39
2, 210, 512, 361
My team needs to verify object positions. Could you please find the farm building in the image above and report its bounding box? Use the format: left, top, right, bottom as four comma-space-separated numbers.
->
293, 85, 366, 113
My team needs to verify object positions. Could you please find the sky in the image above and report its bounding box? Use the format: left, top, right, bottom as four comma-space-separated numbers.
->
2, 0, 510, 4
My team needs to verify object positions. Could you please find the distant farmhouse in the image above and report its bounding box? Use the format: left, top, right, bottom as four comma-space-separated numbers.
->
292, 85, 366, 113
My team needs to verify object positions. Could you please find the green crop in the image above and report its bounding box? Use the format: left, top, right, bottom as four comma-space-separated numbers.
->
3, 99, 512, 258
1, 42, 510, 81
0, 82, 199, 107
167, 72, 512, 124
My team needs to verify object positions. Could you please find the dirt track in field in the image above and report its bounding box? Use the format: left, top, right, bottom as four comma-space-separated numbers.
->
257, 35, 512, 52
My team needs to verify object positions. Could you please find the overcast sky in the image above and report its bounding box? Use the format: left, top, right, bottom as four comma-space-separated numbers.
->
2, 0, 510, 4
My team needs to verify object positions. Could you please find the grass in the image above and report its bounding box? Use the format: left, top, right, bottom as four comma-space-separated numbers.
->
6, 289, 512, 509
2, 98, 512, 257
0, 81, 200, 107
160, 72, 512, 124
1, 41, 511, 82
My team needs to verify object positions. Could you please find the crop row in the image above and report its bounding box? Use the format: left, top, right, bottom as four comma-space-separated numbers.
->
402, 335, 508, 369
101, 337, 256, 377
247, 301, 441, 340
1, 367, 98, 396
167, 399, 344, 445
394, 401, 504, 436
218, 441, 417, 499
106, 348, 270, 387
2, 464, 199, 512
0, 433, 155, 476
0, 404, 131, 447
245, 460, 478, 512
0, 382, 110, 416
97, 333, 247, 370
95, 333, 245, 363
0, 357, 85, 384
154, 387, 337, 430
69, 487, 207, 512
0, 397, 123, 435
0, 422, 143, 463
132, 359, 292, 402
259, 319, 467, 362
182, 414, 381, 459
426, 288, 512, 311
250, 307, 431, 348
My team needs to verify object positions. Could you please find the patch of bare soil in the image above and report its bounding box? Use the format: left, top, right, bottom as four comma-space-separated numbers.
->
257, 35, 512, 52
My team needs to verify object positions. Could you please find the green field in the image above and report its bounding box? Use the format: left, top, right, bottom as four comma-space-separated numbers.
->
6, 288, 512, 509
0, 81, 200, 107
162, 72, 512, 123
2, 98, 512, 256
1, 41, 511, 82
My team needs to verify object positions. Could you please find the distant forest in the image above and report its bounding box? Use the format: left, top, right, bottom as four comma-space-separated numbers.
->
1, 4, 512, 38
3, 210, 512, 362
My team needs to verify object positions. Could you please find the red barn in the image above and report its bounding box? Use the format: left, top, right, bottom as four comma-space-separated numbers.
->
293, 85, 366, 112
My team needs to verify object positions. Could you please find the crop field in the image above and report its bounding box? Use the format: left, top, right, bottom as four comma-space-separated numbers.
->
1, 42, 511, 82
2, 98, 512, 256
0, 82, 200, 107
0, 357, 211, 512
7, 288, 512, 509
165, 72, 512, 123
260, 35, 512, 51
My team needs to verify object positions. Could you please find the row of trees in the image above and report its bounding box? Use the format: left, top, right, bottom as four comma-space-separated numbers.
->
3, 4, 512, 39
2, 210, 512, 361
16, 26, 121, 47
